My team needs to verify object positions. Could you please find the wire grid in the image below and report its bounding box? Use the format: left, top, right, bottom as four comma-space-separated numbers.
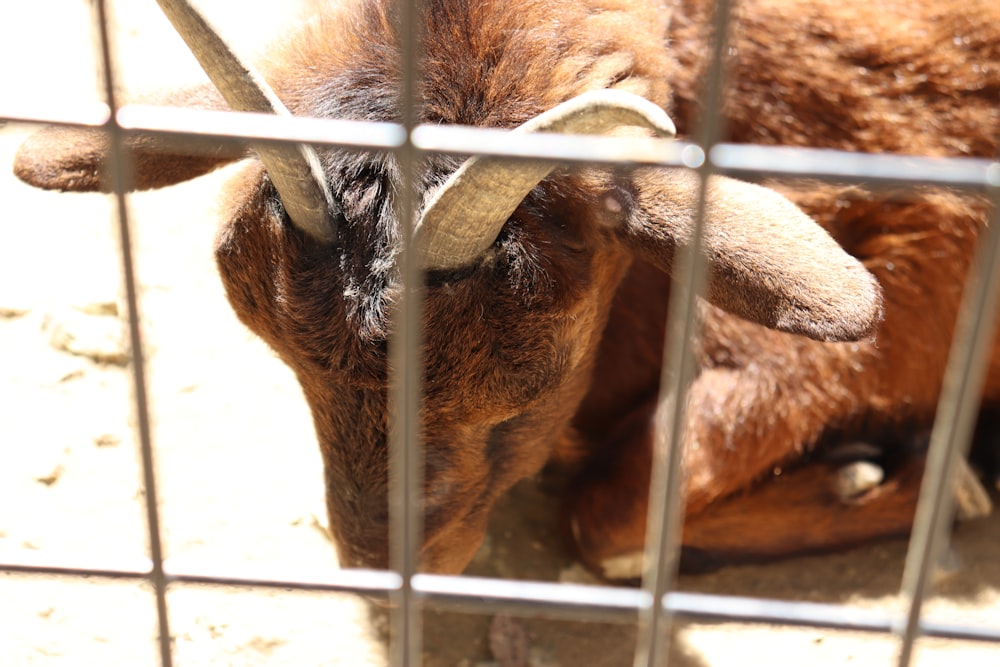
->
2, 0, 1000, 666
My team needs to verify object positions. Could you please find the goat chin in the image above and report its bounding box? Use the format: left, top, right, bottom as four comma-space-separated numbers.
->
11, 0, 1000, 578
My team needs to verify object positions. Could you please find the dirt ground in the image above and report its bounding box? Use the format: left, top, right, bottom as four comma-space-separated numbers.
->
1, 2, 998, 666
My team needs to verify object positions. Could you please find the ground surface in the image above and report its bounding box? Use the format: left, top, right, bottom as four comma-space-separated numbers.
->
1, 2, 998, 666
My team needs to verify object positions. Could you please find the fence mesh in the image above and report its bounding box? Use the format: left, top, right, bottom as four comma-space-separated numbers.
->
1, 1, 999, 666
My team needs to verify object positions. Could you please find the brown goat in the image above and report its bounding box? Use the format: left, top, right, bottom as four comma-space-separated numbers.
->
12, 0, 1000, 579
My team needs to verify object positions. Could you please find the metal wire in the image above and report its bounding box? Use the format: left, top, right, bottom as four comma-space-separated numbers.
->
6, 558, 1000, 645
895, 185, 1000, 666
1, 0, 1000, 666
390, 1, 425, 666
634, 0, 738, 663
91, 1, 174, 665
9, 101, 997, 189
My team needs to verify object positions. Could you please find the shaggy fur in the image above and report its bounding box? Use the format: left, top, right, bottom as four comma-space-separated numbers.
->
571, 0, 1000, 572
13, 0, 1000, 576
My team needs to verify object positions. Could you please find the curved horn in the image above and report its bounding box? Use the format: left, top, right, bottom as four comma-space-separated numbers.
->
155, 0, 338, 244
416, 89, 677, 270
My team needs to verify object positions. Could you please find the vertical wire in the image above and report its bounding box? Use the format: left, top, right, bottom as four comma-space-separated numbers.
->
390, 0, 424, 665
633, 1, 735, 665
91, 1, 173, 665
895, 181, 1000, 667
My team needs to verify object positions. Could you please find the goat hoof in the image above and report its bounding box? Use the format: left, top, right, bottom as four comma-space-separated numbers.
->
932, 547, 964, 585
954, 457, 993, 521
599, 550, 646, 581
596, 547, 733, 578
833, 460, 884, 500
566, 511, 644, 581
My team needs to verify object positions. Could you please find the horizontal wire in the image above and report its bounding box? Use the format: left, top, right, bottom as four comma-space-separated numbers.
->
0, 559, 399, 597
0, 559, 153, 580
0, 100, 111, 127
411, 573, 650, 622
3, 102, 997, 190
411, 122, 693, 165
3, 559, 999, 645
118, 104, 408, 152
712, 143, 1000, 190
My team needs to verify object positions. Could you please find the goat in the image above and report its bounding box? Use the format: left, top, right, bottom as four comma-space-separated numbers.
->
12, 0, 999, 580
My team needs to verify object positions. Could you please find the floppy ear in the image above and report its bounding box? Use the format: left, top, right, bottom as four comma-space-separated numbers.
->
623, 168, 883, 342
13, 83, 247, 193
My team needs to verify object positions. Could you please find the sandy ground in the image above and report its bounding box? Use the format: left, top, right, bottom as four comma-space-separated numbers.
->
1, 2, 998, 666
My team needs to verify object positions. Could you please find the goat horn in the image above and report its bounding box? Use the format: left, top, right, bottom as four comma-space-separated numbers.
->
155, 0, 338, 244
416, 89, 677, 270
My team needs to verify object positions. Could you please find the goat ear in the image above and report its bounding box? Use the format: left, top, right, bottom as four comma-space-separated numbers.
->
624, 169, 883, 342
13, 83, 247, 193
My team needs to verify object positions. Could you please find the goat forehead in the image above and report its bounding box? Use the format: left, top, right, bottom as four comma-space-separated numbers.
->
279, 0, 668, 126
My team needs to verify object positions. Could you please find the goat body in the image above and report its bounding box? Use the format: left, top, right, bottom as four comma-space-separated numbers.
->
13, 0, 1000, 578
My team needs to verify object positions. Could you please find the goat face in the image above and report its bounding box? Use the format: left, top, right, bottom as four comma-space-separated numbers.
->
216, 156, 640, 571
13, 0, 883, 574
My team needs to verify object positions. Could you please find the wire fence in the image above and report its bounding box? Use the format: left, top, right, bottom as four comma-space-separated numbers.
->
2, 1, 999, 666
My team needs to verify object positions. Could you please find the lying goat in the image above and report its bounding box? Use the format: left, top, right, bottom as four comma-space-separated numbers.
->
13, 0, 1000, 579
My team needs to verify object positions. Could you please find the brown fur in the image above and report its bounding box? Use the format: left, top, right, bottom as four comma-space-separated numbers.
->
570, 0, 1000, 573
12, 0, 1000, 576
